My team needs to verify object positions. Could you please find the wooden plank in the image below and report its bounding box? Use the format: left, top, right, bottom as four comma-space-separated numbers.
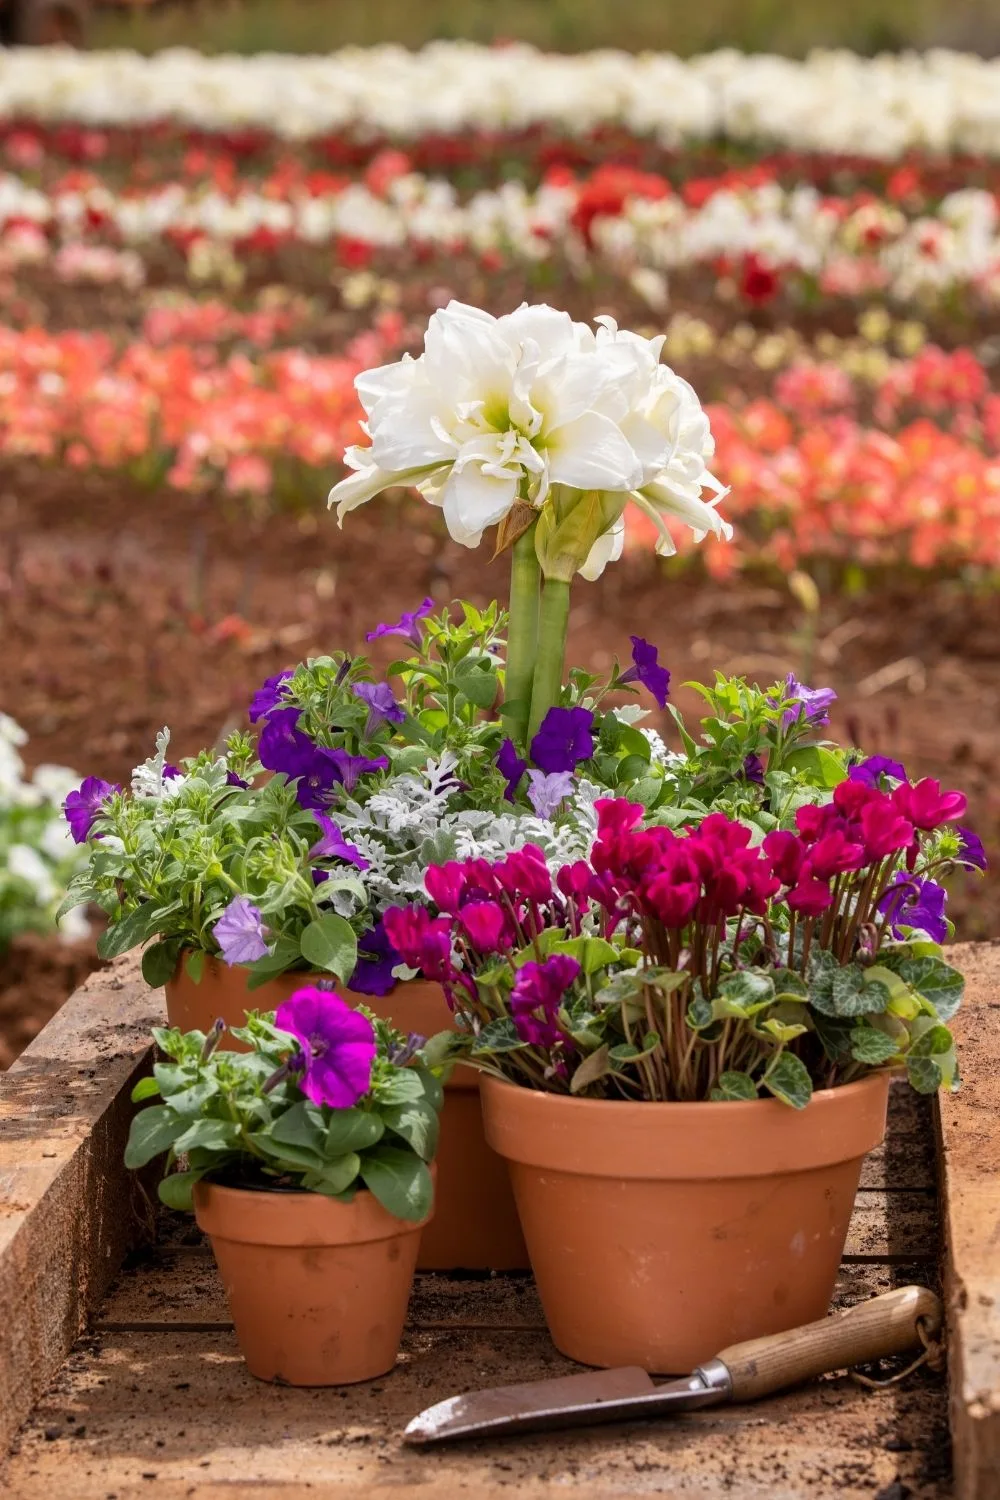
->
0, 956, 161, 1454
936, 941, 1000, 1500
2, 1324, 949, 1499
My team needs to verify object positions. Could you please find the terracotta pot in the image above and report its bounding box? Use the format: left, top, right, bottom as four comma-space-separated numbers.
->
480, 1070, 890, 1373
193, 1178, 429, 1385
164, 955, 528, 1272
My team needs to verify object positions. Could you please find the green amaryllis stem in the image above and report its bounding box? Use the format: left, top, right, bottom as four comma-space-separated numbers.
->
527, 578, 571, 742
503, 524, 541, 749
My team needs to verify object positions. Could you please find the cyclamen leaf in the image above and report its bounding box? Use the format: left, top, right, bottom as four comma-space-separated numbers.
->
471, 1018, 527, 1054
570, 1044, 612, 1094
124, 1104, 186, 1168
849, 1027, 902, 1065
811, 965, 889, 1018
710, 1071, 758, 1102
906, 1056, 943, 1094
360, 1147, 433, 1223
763, 1052, 813, 1110
552, 936, 619, 976
896, 957, 964, 1022
686, 996, 713, 1031
718, 970, 777, 1009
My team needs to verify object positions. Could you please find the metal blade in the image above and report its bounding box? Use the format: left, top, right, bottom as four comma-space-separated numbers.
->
403, 1365, 728, 1446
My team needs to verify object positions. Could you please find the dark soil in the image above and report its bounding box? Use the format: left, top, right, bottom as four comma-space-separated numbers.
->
0, 933, 102, 1069
1, 459, 996, 1062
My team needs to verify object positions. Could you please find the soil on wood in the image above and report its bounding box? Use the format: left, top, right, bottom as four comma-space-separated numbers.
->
1, 460, 996, 1060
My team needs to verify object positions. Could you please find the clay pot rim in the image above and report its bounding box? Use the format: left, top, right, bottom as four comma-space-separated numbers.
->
194, 1172, 434, 1246
480, 1069, 890, 1179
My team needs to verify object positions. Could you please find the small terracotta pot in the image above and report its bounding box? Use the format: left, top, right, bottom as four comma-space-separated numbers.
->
481, 1071, 890, 1373
163, 956, 528, 1272
193, 1178, 429, 1385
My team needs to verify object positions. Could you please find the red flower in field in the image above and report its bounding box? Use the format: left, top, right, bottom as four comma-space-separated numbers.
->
337, 237, 374, 269
740, 254, 780, 305
570, 164, 670, 243
364, 149, 412, 197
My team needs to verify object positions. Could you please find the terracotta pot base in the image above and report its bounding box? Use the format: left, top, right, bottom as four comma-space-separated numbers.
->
164, 956, 528, 1272
481, 1072, 890, 1373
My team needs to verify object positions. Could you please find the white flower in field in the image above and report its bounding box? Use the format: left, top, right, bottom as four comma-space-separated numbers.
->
8, 844, 56, 904
329, 300, 644, 547
58, 905, 92, 942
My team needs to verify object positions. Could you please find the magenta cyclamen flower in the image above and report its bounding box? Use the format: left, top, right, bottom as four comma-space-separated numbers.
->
365, 598, 434, 649
893, 777, 968, 831
530, 706, 594, 774
510, 954, 581, 1047
458, 900, 511, 954
382, 905, 454, 983
213, 896, 269, 965
618, 636, 671, 709
275, 987, 376, 1108
63, 776, 120, 844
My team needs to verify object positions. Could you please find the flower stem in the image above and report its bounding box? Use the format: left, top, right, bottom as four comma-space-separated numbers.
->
527, 578, 571, 742
504, 525, 541, 748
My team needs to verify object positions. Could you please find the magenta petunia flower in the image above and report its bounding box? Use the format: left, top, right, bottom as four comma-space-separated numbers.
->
275, 987, 377, 1109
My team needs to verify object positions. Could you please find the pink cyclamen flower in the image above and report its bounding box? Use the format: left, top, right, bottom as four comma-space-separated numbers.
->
275, 987, 376, 1109
892, 777, 968, 831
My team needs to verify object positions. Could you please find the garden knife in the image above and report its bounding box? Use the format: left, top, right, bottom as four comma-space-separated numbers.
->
403, 1285, 941, 1445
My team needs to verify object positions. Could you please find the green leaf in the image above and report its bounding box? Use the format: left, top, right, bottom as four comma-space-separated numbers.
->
382, 1100, 439, 1161
849, 1027, 902, 1065
157, 1169, 203, 1211
298, 913, 358, 981
124, 1105, 185, 1168
686, 996, 713, 1031
359, 1147, 433, 1223
454, 658, 498, 708
377, 1069, 433, 1104
185, 949, 206, 984
300, 1153, 361, 1195
171, 1119, 241, 1155
570, 1043, 612, 1094
130, 1075, 161, 1103
762, 1053, 813, 1110
165, 1077, 220, 1115
811, 964, 889, 1018
895, 957, 964, 1022
98, 902, 170, 961
782, 746, 847, 788
715, 970, 776, 1017
471, 1017, 527, 1054
142, 939, 182, 990
771, 969, 809, 1001
268, 1101, 327, 1153
324, 1109, 385, 1156
710, 1070, 758, 1102
250, 1135, 325, 1171
757, 1016, 809, 1044
552, 936, 619, 976
906, 1056, 943, 1094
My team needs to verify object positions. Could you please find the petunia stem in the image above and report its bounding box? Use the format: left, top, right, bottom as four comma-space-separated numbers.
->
527, 578, 571, 742
504, 525, 541, 748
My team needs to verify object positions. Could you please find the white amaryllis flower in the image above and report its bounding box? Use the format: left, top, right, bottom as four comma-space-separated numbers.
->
329, 300, 730, 572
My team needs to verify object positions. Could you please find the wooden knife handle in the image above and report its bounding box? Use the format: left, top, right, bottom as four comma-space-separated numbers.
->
715, 1286, 943, 1402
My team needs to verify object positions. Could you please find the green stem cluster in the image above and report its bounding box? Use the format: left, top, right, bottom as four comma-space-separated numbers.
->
504, 520, 572, 749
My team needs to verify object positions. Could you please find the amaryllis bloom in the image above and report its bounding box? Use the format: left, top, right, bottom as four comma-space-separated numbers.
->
309, 814, 369, 871
496, 738, 527, 802
878, 874, 949, 943
383, 905, 454, 984
63, 776, 120, 843
893, 777, 968, 831
365, 598, 434, 649
510, 953, 581, 1047
781, 675, 837, 730
248, 668, 293, 724
526, 769, 575, 818
530, 705, 594, 773
348, 919, 401, 997
353, 680, 405, 738
849, 755, 907, 787
275, 987, 377, 1109
213, 896, 269, 965
956, 827, 988, 871
618, 635, 670, 708
326, 748, 390, 794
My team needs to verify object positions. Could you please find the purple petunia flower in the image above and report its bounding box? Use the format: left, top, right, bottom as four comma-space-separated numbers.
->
226, 771, 250, 789
742, 753, 765, 786
63, 776, 120, 844
257, 707, 318, 781
325, 748, 389, 794
848, 755, 908, 788
878, 874, 949, 944
347, 919, 401, 997
353, 681, 405, 739
526, 769, 575, 819
213, 896, 270, 965
249, 668, 294, 724
496, 738, 527, 802
781, 674, 838, 731
619, 636, 671, 709
365, 598, 434, 650
309, 813, 369, 871
956, 827, 988, 872
162, 764, 182, 781
530, 706, 595, 774
510, 953, 581, 1048
275, 987, 377, 1108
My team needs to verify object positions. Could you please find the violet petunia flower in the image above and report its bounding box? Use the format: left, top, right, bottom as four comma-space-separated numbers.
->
530, 706, 595, 774
257, 706, 318, 781
325, 748, 389, 794
353, 680, 405, 739
226, 771, 250, 789
781, 674, 837, 731
63, 776, 120, 844
878, 874, 949, 944
956, 827, 988, 872
496, 738, 527, 802
510, 953, 581, 1048
526, 769, 575, 819
365, 598, 434, 650
275, 987, 376, 1108
849, 755, 908, 788
213, 896, 270, 966
347, 919, 401, 997
309, 813, 369, 871
618, 636, 671, 709
742, 753, 765, 786
249, 668, 294, 724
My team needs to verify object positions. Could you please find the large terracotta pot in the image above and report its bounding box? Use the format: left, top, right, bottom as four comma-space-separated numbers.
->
193, 1178, 429, 1385
164, 955, 528, 1272
480, 1070, 890, 1373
